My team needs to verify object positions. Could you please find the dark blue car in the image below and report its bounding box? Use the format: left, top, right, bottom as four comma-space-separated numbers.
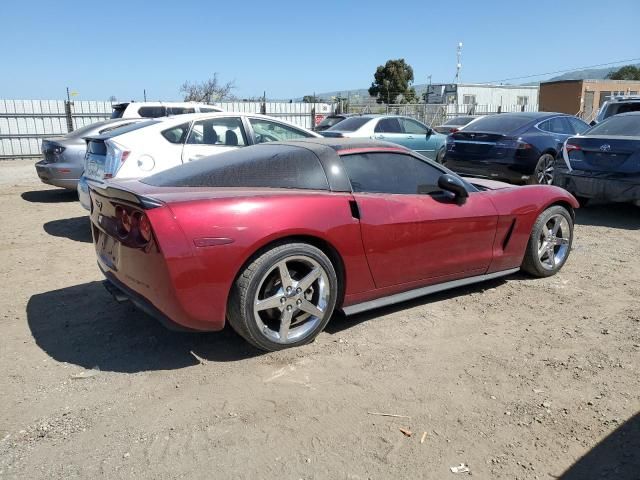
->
443, 112, 590, 184
554, 111, 640, 206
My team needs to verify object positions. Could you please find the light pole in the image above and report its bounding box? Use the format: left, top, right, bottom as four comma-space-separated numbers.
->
455, 42, 463, 84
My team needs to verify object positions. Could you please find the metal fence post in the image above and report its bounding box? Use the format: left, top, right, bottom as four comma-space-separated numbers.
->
64, 101, 74, 133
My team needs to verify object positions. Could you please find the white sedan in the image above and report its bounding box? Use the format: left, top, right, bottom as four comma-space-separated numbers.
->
78, 112, 321, 209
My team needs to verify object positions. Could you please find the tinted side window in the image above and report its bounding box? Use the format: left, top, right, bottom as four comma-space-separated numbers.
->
375, 118, 402, 133
249, 118, 313, 143
567, 117, 589, 134
166, 107, 196, 115
187, 117, 247, 146
162, 123, 190, 144
138, 106, 166, 118
341, 152, 442, 194
400, 118, 428, 134
539, 117, 572, 135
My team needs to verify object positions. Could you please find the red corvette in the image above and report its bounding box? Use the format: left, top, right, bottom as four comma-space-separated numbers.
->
89, 138, 577, 351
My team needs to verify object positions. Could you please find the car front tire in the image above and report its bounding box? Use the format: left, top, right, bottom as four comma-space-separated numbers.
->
521, 205, 573, 277
227, 242, 338, 351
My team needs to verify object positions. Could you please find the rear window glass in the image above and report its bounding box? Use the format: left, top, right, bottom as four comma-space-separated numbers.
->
445, 116, 476, 126
317, 116, 345, 128
96, 120, 160, 138
142, 145, 329, 190
67, 121, 109, 138
87, 140, 107, 155
138, 106, 166, 118
587, 115, 640, 136
464, 115, 534, 133
327, 117, 370, 132
608, 102, 640, 117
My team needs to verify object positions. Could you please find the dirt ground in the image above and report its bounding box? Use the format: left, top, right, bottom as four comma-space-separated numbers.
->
0, 159, 638, 480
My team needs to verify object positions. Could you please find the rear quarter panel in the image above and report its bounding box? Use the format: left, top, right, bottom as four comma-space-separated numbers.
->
159, 192, 375, 329
485, 185, 578, 272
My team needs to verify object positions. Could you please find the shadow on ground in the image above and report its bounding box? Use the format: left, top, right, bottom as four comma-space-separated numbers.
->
326, 275, 514, 334
27, 281, 262, 373
43, 216, 92, 243
560, 412, 639, 479
575, 202, 640, 230
21, 189, 78, 203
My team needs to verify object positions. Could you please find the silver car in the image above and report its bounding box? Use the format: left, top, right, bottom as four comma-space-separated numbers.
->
34, 118, 143, 190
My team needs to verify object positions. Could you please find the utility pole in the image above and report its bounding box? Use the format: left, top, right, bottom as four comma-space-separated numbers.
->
455, 42, 463, 85
143, 89, 147, 101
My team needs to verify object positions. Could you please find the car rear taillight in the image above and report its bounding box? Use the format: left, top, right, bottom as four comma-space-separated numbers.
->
565, 143, 581, 153
104, 141, 131, 179
114, 204, 153, 246
136, 212, 152, 243
115, 205, 132, 236
450, 127, 459, 133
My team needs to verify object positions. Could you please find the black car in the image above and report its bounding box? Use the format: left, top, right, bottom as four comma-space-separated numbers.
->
554, 111, 640, 206
314, 113, 359, 132
443, 112, 590, 184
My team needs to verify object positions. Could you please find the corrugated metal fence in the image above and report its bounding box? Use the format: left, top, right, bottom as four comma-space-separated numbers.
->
0, 100, 336, 159
0, 100, 112, 159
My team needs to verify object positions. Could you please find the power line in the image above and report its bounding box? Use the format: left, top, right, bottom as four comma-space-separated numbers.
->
483, 57, 640, 84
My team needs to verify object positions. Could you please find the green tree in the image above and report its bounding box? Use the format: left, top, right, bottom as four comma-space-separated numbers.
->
607, 65, 640, 81
368, 59, 417, 104
302, 95, 322, 103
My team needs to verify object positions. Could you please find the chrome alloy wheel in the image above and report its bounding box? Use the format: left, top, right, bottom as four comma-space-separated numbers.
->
253, 255, 331, 344
535, 154, 555, 185
537, 214, 571, 270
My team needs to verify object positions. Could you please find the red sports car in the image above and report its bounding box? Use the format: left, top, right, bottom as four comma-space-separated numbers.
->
89, 138, 577, 351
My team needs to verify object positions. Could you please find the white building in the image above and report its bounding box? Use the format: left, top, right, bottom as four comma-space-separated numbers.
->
425, 83, 539, 109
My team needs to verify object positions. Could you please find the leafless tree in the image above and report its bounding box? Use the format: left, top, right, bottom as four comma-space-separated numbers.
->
179, 74, 236, 103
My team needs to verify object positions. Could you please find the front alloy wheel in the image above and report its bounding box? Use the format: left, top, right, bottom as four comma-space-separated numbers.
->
521, 205, 573, 277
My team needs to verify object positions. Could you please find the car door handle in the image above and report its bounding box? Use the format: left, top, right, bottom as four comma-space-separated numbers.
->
406, 135, 414, 139
375, 135, 385, 139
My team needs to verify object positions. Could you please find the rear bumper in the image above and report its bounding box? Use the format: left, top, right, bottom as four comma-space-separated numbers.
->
77, 176, 92, 211
554, 166, 640, 202
445, 157, 533, 184
101, 270, 198, 332
35, 161, 80, 189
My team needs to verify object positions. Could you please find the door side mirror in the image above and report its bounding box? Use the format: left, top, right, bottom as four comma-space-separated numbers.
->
426, 127, 434, 136
438, 174, 469, 204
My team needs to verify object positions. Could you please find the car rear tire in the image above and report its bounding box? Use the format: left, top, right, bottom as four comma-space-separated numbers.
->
227, 242, 338, 351
529, 153, 556, 185
521, 205, 573, 277
436, 146, 446, 164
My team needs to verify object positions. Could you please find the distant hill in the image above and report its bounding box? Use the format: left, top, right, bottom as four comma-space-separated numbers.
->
545, 64, 640, 82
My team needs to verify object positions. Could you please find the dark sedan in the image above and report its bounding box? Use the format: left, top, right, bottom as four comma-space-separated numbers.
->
554, 111, 640, 206
443, 112, 590, 184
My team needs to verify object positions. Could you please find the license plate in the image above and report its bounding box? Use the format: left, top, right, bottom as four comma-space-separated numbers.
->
98, 232, 119, 271
85, 154, 105, 180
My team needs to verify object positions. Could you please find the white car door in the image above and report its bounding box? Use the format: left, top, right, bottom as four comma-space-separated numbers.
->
181, 116, 248, 162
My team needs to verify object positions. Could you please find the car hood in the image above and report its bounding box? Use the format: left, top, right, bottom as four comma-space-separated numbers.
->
465, 177, 512, 190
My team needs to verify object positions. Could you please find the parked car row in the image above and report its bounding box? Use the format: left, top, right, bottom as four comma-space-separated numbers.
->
32, 102, 587, 351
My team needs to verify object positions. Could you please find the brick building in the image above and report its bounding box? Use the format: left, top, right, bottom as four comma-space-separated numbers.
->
539, 79, 640, 121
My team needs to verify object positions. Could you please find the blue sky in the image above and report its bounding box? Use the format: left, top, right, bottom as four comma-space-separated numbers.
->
2, 0, 639, 101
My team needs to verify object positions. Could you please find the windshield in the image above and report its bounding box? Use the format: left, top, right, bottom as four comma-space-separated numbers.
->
587, 115, 640, 136
327, 117, 370, 132
463, 114, 535, 133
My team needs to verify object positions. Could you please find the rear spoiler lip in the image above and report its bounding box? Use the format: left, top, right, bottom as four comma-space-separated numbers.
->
89, 183, 164, 210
